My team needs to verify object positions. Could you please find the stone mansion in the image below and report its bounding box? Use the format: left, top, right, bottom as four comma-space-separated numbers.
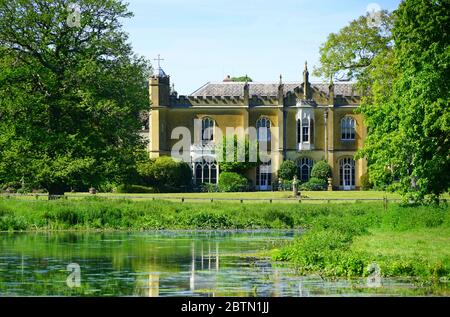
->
145, 63, 367, 191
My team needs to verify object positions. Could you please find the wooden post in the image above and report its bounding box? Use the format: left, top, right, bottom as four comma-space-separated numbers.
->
181, 198, 184, 203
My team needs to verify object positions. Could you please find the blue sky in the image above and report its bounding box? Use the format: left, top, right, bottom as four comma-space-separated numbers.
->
122, 0, 401, 95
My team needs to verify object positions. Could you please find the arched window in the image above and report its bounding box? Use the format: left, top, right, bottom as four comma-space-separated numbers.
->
297, 158, 314, 182
201, 117, 215, 143
341, 116, 356, 140
340, 158, 355, 190
256, 117, 271, 142
194, 158, 218, 184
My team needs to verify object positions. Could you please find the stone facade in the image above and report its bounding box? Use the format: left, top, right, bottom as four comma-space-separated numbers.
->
146, 63, 367, 190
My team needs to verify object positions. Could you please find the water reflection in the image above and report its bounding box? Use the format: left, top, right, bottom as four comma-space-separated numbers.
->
0, 231, 448, 297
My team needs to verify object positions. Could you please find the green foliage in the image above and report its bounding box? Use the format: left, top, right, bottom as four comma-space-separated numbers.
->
278, 160, 297, 180
273, 203, 450, 279
137, 157, 192, 192
115, 184, 156, 194
314, 10, 393, 84
357, 0, 450, 202
216, 135, 259, 173
360, 172, 374, 191
201, 183, 219, 193
230, 76, 252, 82
0, 0, 151, 194
299, 177, 327, 191
218, 172, 250, 192
310, 161, 332, 181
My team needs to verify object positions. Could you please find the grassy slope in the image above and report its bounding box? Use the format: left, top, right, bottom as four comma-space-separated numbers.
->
273, 203, 450, 280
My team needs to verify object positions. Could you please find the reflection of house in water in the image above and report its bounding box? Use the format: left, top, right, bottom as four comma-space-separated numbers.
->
190, 242, 220, 294
148, 273, 159, 297
135, 241, 220, 297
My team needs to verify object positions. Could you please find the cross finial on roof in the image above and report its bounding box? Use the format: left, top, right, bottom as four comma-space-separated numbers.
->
154, 54, 165, 70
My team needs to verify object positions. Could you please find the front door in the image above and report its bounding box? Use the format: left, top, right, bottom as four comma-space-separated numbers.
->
340, 158, 355, 190
343, 164, 352, 190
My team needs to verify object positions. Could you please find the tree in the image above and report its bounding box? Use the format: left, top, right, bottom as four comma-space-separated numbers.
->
359, 0, 450, 202
231, 76, 252, 82
278, 160, 297, 180
216, 135, 259, 174
0, 0, 151, 194
137, 156, 192, 192
314, 10, 393, 90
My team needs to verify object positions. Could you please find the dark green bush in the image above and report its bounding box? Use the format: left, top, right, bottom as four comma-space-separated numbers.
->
278, 160, 297, 180
360, 172, 374, 190
311, 160, 333, 181
137, 156, 192, 192
299, 177, 327, 191
218, 172, 250, 192
115, 184, 156, 194
201, 183, 219, 193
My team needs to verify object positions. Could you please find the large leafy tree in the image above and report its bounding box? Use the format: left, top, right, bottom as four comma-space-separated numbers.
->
316, 0, 449, 202
0, 0, 151, 194
360, 0, 450, 202
314, 10, 393, 89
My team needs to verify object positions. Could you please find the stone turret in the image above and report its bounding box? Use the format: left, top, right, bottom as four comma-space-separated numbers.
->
149, 68, 170, 107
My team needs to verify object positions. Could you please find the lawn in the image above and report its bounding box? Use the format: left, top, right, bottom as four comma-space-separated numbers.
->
54, 190, 404, 204
351, 228, 450, 265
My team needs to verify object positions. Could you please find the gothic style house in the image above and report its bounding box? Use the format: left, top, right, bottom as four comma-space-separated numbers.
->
146, 63, 367, 190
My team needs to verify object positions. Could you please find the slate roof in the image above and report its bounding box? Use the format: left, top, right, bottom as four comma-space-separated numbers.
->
190, 82, 359, 98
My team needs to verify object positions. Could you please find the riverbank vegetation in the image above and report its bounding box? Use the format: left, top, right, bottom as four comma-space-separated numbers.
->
272, 203, 450, 281
0, 198, 448, 281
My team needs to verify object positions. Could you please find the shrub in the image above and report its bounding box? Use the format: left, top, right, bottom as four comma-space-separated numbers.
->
137, 156, 192, 192
115, 184, 156, 194
311, 160, 333, 181
360, 172, 374, 190
201, 183, 219, 193
278, 160, 297, 180
98, 181, 118, 193
300, 177, 327, 191
218, 172, 250, 192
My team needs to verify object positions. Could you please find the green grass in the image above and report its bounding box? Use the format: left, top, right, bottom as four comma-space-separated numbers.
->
352, 228, 450, 265
272, 203, 450, 280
